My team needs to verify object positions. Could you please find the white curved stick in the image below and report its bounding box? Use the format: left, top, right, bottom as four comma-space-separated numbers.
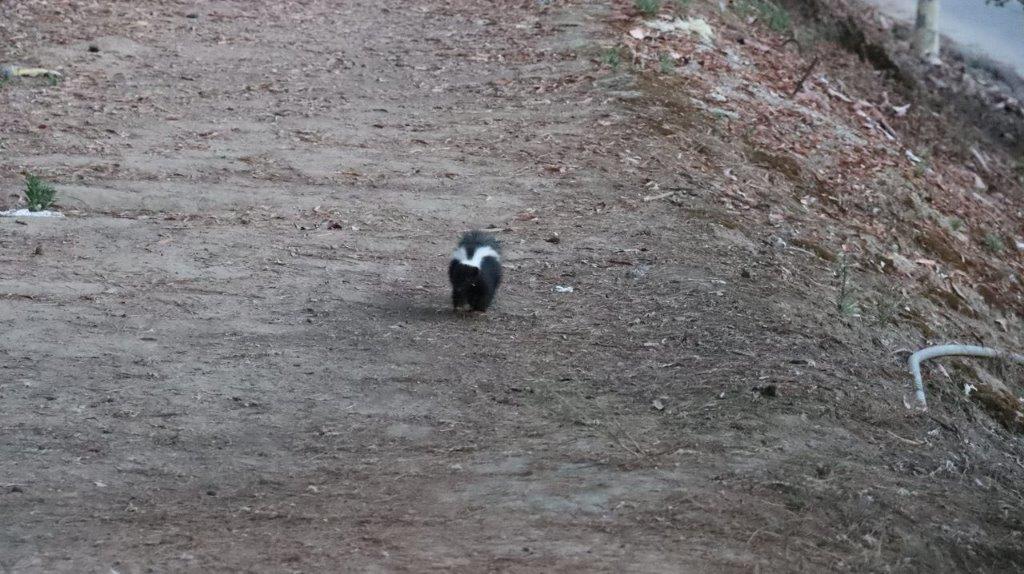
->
0, 65, 63, 79
910, 344, 1024, 410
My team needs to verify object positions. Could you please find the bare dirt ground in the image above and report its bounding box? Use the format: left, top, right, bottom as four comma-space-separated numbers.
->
2, 1, 1024, 572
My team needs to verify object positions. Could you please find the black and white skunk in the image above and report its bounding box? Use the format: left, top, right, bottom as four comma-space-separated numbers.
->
449, 230, 502, 312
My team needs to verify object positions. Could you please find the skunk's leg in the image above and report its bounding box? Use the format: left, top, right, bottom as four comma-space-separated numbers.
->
468, 289, 491, 313
452, 290, 466, 310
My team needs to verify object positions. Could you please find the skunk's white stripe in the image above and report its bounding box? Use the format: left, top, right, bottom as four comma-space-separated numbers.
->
451, 245, 500, 268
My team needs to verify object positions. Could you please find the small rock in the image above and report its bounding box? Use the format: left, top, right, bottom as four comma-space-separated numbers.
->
545, 234, 560, 244
32, 245, 43, 256
88, 45, 100, 53
883, 252, 916, 276
754, 384, 777, 398
971, 172, 987, 191
628, 265, 650, 280
740, 268, 751, 279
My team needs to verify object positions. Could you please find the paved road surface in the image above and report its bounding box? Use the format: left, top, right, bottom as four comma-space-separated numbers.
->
864, 0, 1024, 76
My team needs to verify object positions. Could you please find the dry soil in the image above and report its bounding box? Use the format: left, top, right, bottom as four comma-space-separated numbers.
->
2, 1, 1023, 572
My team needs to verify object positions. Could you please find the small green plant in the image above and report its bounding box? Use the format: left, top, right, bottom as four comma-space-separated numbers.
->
635, 0, 661, 16
791, 27, 822, 53
674, 0, 693, 13
659, 53, 674, 74
765, 4, 791, 32
911, 149, 932, 178
983, 233, 1005, 253
601, 46, 622, 70
734, 0, 791, 33
838, 295, 860, 316
869, 287, 908, 327
835, 254, 860, 317
948, 217, 964, 232
24, 175, 57, 212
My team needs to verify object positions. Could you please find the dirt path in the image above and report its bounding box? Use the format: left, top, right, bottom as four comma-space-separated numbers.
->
3, 1, 1024, 572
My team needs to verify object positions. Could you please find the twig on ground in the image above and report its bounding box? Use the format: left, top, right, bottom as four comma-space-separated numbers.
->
791, 55, 820, 97
885, 429, 925, 445
643, 191, 675, 202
